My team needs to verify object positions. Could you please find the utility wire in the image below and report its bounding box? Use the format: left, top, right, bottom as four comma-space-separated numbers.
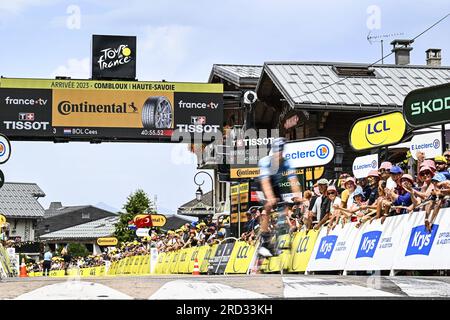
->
291, 13, 450, 100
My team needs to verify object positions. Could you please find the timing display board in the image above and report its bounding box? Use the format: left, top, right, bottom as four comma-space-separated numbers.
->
0, 78, 223, 142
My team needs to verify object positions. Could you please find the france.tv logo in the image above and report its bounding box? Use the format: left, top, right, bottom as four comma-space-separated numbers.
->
315, 144, 329, 159
405, 225, 439, 256
356, 231, 381, 258
315, 235, 337, 260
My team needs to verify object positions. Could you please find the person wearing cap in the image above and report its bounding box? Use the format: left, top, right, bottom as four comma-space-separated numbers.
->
434, 155, 450, 180
413, 165, 436, 201
325, 185, 342, 231
367, 170, 380, 205
386, 174, 414, 216
386, 165, 403, 190
257, 137, 302, 257
341, 177, 357, 209
378, 161, 392, 182
420, 173, 450, 232
309, 178, 332, 231
339, 187, 374, 227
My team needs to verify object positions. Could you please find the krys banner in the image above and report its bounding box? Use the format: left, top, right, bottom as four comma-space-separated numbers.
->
0, 78, 223, 142
349, 111, 406, 151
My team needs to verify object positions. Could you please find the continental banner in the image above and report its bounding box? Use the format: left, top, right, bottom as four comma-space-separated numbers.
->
224, 241, 256, 274
0, 78, 223, 142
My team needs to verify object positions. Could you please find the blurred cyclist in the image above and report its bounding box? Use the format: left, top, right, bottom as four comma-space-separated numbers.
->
258, 137, 301, 257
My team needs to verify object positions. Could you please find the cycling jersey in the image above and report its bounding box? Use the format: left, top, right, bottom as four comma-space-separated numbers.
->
258, 155, 296, 200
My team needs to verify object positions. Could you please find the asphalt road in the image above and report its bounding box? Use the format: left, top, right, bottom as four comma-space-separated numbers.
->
2, 274, 450, 299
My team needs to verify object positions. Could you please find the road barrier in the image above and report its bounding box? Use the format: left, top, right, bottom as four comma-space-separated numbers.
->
25, 208, 450, 278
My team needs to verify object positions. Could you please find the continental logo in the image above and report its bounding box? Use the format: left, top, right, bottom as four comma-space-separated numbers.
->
96, 237, 118, 246
350, 111, 406, 151
57, 100, 138, 115
230, 168, 260, 179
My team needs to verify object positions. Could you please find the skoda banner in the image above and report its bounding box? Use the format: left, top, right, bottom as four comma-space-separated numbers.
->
410, 131, 442, 160
352, 154, 378, 179
349, 111, 406, 151
403, 83, 450, 128
283, 137, 335, 169
0, 78, 223, 142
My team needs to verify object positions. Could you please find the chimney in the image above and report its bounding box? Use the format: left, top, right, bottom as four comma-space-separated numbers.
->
49, 202, 63, 210
426, 48, 441, 67
391, 39, 414, 65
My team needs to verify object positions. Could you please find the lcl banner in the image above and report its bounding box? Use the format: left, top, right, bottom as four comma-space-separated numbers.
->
283, 137, 335, 169
0, 78, 223, 142
403, 83, 450, 128
349, 111, 406, 151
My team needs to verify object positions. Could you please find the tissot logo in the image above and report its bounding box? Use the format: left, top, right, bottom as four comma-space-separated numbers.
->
98, 44, 132, 70
57, 100, 137, 115
18, 113, 35, 121
191, 116, 206, 125
5, 96, 47, 106
178, 100, 218, 109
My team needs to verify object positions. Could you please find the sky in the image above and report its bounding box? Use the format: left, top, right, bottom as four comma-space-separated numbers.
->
0, 0, 449, 214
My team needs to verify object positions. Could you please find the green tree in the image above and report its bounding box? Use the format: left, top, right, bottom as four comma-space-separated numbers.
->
114, 189, 156, 243
67, 243, 89, 258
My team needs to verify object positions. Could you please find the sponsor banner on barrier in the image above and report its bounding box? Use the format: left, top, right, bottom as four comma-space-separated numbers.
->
224, 241, 256, 274
393, 209, 450, 270
352, 154, 379, 179
410, 131, 442, 160
288, 230, 319, 273
200, 244, 218, 273
210, 242, 235, 275
307, 222, 360, 271
344, 215, 408, 271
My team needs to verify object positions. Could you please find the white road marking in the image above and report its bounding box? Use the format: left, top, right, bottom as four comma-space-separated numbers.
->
149, 280, 268, 299
15, 280, 133, 300
283, 277, 398, 297
390, 278, 450, 297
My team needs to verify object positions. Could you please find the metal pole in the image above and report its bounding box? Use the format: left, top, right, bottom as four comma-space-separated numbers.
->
238, 179, 241, 238
442, 124, 447, 153
381, 39, 384, 64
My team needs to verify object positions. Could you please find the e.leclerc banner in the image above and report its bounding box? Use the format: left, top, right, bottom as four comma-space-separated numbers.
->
409, 131, 442, 160
349, 111, 406, 151
352, 154, 378, 179
283, 137, 335, 169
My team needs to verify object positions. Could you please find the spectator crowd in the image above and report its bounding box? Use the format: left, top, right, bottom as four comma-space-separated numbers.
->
26, 150, 450, 274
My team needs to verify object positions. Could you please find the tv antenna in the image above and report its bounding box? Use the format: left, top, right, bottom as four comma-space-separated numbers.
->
367, 31, 404, 64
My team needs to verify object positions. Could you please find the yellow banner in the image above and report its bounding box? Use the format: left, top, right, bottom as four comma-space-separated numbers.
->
224, 241, 256, 274
154, 252, 166, 274
176, 248, 191, 274
350, 111, 406, 151
230, 167, 324, 180
231, 183, 249, 196
200, 244, 218, 273
288, 229, 319, 272
261, 234, 293, 273
0, 78, 223, 93
97, 237, 118, 246
140, 255, 150, 275
52, 89, 174, 128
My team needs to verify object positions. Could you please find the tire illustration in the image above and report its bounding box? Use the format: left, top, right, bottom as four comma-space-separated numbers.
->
141, 96, 173, 129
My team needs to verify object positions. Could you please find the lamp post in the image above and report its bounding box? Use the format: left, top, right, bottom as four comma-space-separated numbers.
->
334, 144, 344, 180
194, 171, 215, 218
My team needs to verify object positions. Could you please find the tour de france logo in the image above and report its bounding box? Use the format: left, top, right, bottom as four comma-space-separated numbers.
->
315, 144, 330, 159
97, 44, 132, 71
